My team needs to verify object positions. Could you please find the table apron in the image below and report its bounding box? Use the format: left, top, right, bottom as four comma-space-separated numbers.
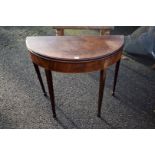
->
30, 51, 122, 73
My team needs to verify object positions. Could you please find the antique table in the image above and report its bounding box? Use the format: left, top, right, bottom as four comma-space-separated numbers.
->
26, 35, 124, 118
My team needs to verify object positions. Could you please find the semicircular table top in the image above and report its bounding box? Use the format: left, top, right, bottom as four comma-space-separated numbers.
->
26, 35, 124, 62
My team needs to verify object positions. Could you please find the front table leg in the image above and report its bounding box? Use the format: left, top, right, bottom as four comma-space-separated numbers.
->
45, 69, 56, 118
97, 70, 106, 117
33, 63, 47, 96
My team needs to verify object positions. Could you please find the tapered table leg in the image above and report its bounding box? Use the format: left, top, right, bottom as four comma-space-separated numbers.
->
45, 69, 56, 118
33, 63, 47, 96
112, 60, 121, 96
97, 70, 106, 117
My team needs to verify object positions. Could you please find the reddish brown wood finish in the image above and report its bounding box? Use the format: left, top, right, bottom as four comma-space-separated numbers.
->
30, 49, 122, 73
26, 35, 124, 118
27, 36, 123, 61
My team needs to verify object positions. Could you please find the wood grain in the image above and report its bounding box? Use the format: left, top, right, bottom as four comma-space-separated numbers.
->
26, 35, 124, 62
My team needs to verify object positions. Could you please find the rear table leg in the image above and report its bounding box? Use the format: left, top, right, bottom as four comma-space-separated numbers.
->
97, 70, 106, 117
112, 60, 121, 96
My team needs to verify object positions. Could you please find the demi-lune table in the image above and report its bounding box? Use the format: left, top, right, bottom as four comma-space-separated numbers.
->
26, 35, 124, 118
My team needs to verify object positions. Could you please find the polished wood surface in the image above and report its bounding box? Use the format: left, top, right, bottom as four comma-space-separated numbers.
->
26, 35, 124, 62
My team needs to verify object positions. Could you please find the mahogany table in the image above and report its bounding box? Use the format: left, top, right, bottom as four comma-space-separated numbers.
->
26, 35, 124, 118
